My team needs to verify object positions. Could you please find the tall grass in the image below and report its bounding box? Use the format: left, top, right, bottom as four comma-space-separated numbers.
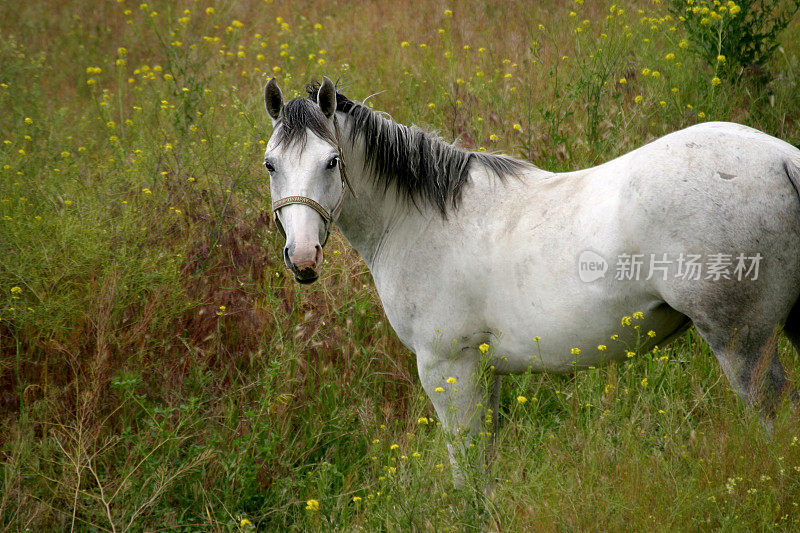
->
1, 0, 799, 530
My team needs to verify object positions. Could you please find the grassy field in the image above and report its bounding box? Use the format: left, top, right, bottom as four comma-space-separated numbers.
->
2, 0, 800, 530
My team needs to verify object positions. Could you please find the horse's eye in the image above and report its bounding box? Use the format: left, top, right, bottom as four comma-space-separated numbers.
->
326, 156, 339, 170
264, 161, 275, 173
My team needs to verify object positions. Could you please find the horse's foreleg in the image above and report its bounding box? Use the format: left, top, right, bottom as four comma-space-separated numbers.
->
417, 350, 496, 489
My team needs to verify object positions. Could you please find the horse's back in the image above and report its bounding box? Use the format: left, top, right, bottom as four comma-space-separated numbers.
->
607, 121, 800, 241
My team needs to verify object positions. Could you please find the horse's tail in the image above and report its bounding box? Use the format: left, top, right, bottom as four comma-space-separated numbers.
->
778, 154, 800, 411
783, 153, 800, 351
784, 155, 800, 204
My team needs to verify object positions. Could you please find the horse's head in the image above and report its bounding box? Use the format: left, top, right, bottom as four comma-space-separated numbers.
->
263, 76, 345, 284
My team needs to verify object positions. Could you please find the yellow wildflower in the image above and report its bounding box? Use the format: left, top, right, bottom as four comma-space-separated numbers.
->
305, 499, 320, 511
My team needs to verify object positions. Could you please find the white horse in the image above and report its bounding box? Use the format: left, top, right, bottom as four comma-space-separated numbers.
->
262, 76, 800, 484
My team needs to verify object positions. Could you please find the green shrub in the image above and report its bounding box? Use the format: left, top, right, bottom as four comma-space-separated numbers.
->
669, 0, 800, 79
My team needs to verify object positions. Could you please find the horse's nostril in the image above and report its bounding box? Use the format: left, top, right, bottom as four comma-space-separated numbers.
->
283, 246, 292, 267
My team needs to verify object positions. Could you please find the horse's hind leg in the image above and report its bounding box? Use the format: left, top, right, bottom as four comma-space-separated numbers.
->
695, 323, 793, 428
778, 299, 800, 405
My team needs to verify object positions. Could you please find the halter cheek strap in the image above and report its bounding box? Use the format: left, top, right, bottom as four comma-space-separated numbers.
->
271, 115, 353, 247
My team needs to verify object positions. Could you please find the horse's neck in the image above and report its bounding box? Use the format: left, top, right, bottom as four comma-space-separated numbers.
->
334, 116, 419, 269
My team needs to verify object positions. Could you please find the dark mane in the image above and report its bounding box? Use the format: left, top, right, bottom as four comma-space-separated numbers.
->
300, 82, 529, 216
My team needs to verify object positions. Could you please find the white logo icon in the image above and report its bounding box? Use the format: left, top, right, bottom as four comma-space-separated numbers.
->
578, 250, 608, 282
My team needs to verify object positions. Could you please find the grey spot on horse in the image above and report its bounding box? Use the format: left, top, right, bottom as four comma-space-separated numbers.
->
718, 171, 736, 180
686, 142, 700, 148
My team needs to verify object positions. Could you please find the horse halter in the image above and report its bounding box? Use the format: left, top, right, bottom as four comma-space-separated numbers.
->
270, 115, 355, 247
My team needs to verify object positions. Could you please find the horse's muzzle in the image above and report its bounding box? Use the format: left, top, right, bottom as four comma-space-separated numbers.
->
284, 242, 323, 284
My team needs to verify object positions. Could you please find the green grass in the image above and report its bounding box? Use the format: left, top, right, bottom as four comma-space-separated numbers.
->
1, 0, 800, 530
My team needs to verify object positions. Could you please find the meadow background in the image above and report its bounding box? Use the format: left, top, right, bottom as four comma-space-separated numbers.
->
2, 0, 800, 530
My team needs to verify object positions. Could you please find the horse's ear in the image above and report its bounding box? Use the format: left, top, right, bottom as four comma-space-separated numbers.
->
317, 76, 337, 119
264, 77, 283, 123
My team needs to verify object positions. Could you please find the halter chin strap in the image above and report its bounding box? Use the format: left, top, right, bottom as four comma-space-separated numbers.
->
271, 115, 354, 247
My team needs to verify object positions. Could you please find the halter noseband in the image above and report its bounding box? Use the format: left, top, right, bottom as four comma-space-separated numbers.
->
270, 115, 354, 247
